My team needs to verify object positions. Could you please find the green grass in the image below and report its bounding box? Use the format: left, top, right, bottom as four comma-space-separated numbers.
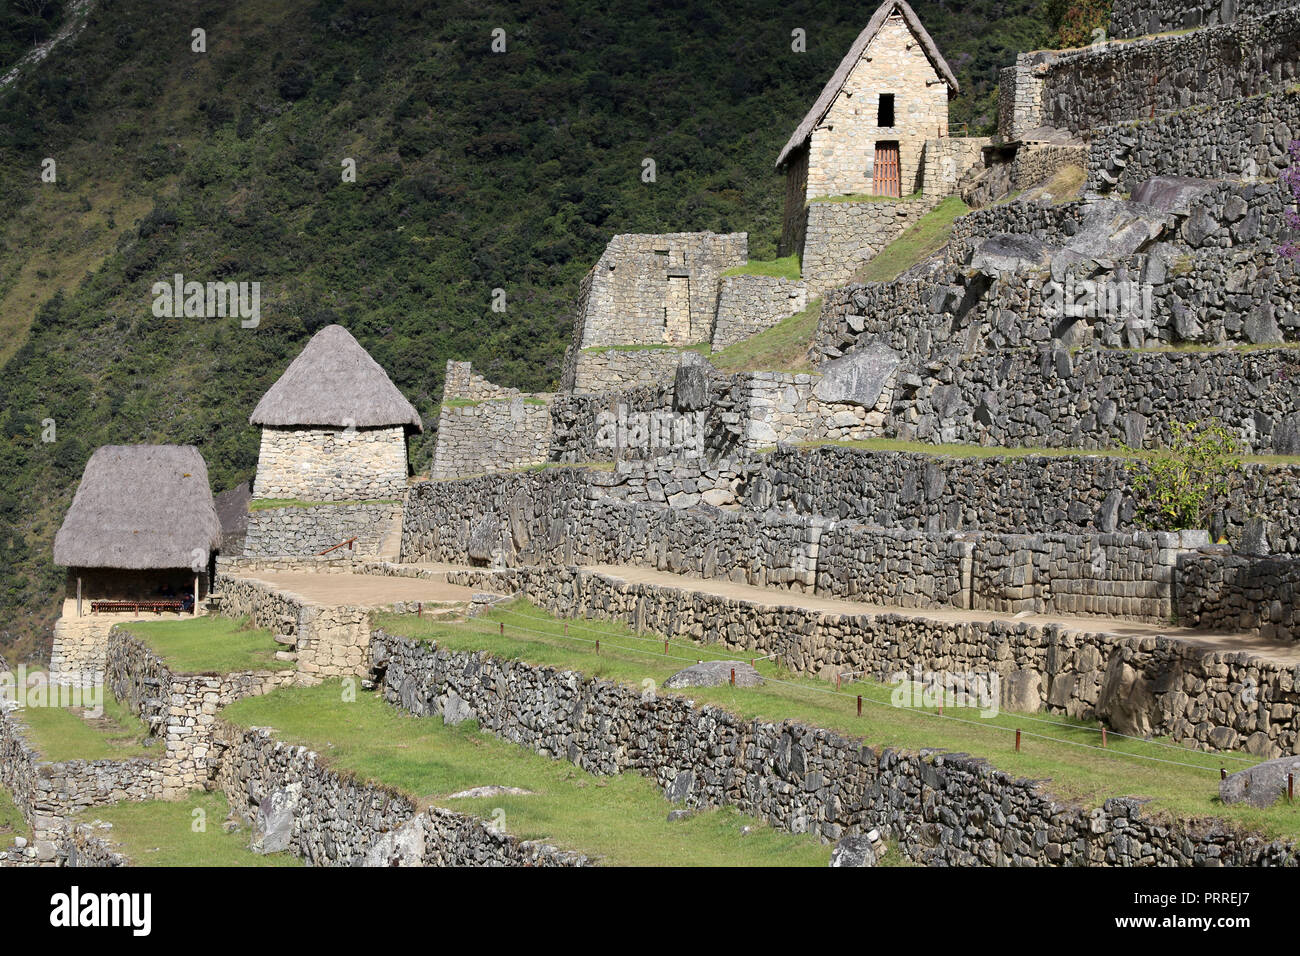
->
763, 436, 1300, 467
247, 498, 401, 511
77, 791, 301, 867
442, 397, 548, 409
371, 601, 1300, 843
856, 195, 970, 283
223, 682, 833, 867
0, 784, 29, 845
120, 616, 284, 674
721, 254, 801, 280
707, 298, 822, 374
807, 190, 924, 204
18, 688, 153, 762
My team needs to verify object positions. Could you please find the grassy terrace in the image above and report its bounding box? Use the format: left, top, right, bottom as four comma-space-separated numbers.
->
721, 254, 801, 280
224, 683, 840, 867
372, 601, 1300, 843
708, 298, 822, 374
857, 195, 970, 283
77, 792, 300, 867
121, 616, 283, 674
18, 688, 152, 762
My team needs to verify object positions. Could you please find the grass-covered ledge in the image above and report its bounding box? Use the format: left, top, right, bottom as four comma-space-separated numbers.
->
372, 600, 1300, 845
17, 690, 153, 762
118, 616, 283, 674
222, 682, 838, 867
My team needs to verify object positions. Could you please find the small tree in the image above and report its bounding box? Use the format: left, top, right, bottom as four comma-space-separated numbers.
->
1125, 419, 1243, 531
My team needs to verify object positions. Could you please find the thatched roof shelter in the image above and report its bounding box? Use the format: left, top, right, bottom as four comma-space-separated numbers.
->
250, 325, 423, 431
775, 0, 959, 170
54, 445, 222, 570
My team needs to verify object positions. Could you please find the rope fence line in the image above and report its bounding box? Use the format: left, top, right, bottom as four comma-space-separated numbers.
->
441, 613, 1240, 779
488, 605, 1258, 765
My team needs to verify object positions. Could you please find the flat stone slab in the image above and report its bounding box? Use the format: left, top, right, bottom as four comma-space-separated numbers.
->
1220, 755, 1300, 808
664, 660, 764, 689
445, 785, 534, 799
812, 344, 902, 408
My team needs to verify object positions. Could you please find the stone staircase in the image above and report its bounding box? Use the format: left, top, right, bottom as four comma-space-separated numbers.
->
375, 509, 405, 562
1094, 131, 1137, 195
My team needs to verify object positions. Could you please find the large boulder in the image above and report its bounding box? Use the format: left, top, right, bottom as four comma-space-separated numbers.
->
673, 351, 712, 411
1129, 175, 1217, 215
969, 234, 1050, 274
1094, 656, 1154, 737
252, 788, 297, 855
663, 660, 764, 689
1220, 755, 1300, 809
812, 344, 902, 409
467, 516, 500, 565
829, 834, 877, 867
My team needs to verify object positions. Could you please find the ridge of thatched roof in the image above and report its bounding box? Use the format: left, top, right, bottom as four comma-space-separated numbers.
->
775, 0, 959, 170
250, 325, 423, 431
53, 445, 222, 570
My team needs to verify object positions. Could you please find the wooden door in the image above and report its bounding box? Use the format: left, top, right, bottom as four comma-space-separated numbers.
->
873, 142, 900, 198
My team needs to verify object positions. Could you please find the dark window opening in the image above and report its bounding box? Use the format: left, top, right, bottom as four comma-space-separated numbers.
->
877, 93, 895, 128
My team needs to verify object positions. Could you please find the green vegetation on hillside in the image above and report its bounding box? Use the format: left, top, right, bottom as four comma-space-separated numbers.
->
707, 298, 821, 373
224, 681, 835, 866
372, 601, 1300, 841
121, 616, 283, 674
0, 0, 1053, 659
77, 791, 301, 867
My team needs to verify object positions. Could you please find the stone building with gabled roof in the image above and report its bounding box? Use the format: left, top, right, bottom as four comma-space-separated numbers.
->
776, 0, 959, 250
250, 324, 422, 503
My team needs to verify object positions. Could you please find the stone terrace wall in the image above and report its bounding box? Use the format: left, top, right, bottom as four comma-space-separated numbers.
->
549, 385, 673, 463
1039, 11, 1300, 135
371, 625, 1297, 864
106, 629, 295, 797
1088, 88, 1300, 193
740, 444, 1300, 550
243, 502, 403, 559
1108, 0, 1297, 38
1176, 553, 1300, 639
430, 397, 553, 480
889, 343, 1300, 455
213, 722, 585, 866
801, 198, 938, 292
444, 565, 1300, 758
442, 360, 522, 401
711, 275, 808, 350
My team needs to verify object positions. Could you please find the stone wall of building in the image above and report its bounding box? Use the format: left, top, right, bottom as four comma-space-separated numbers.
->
922, 137, 991, 198
443, 565, 1300, 759
371, 623, 1297, 863
1087, 87, 1300, 193
48, 616, 116, 688
570, 348, 689, 394
996, 53, 1052, 141
565, 232, 747, 357
804, 13, 950, 201
106, 629, 295, 797
253, 425, 409, 501
801, 197, 938, 292
243, 502, 404, 559
430, 397, 553, 480
1038, 11, 1300, 135
1108, 0, 1296, 38
889, 343, 1300, 455
711, 275, 808, 350
442, 360, 522, 402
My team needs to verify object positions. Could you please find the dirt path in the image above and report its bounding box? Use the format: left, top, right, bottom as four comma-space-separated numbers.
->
231, 570, 481, 607
580, 564, 1300, 666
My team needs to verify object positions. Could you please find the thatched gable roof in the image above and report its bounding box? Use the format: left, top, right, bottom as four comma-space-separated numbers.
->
775, 0, 959, 170
54, 445, 222, 570
250, 325, 423, 431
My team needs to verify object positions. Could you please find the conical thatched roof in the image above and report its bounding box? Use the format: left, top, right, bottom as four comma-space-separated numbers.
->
53, 445, 222, 570
775, 0, 959, 170
250, 325, 423, 431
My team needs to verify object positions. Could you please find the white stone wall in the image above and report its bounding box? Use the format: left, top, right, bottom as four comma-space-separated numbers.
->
922, 136, 991, 198
571, 348, 686, 393
430, 398, 554, 480
712, 276, 808, 350
253, 426, 409, 501
742, 371, 889, 448
805, 13, 950, 200
800, 196, 939, 293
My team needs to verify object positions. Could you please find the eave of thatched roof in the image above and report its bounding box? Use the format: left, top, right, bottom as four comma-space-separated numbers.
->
250, 325, 423, 431
775, 0, 959, 170
53, 445, 222, 570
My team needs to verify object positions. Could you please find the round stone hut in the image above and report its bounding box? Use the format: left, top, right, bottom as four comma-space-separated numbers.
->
249, 324, 423, 502
52, 444, 222, 617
